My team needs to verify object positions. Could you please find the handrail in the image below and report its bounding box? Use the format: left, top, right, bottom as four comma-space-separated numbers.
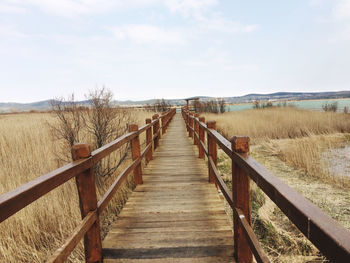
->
182, 107, 350, 263
0, 108, 176, 263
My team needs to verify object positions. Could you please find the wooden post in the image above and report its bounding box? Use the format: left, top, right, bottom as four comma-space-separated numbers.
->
189, 112, 194, 138
146, 118, 153, 163
231, 136, 252, 263
152, 114, 159, 149
157, 114, 161, 140
129, 124, 142, 186
194, 113, 199, 145
162, 112, 167, 134
206, 121, 217, 184
71, 144, 102, 263
199, 117, 205, 159
185, 110, 190, 132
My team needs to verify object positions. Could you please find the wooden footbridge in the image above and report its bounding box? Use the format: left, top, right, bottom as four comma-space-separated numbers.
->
1, 108, 350, 263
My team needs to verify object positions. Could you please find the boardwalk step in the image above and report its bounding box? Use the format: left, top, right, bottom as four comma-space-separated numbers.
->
102, 113, 235, 262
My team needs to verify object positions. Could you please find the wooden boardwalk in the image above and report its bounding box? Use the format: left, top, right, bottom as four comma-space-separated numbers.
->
103, 113, 235, 262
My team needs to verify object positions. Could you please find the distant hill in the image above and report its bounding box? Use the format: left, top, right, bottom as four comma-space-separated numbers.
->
1, 91, 350, 113
224, 91, 350, 103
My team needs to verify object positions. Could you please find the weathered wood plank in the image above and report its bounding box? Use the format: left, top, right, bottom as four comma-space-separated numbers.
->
102, 113, 235, 262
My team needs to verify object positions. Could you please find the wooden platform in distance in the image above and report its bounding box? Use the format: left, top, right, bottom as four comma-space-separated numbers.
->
102, 113, 235, 262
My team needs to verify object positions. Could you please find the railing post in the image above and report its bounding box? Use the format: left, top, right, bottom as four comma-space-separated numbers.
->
194, 113, 199, 145
186, 111, 190, 133
157, 114, 161, 139
129, 124, 143, 186
152, 114, 159, 149
161, 113, 165, 135
199, 116, 205, 159
231, 136, 252, 263
206, 121, 217, 184
162, 112, 167, 134
146, 118, 153, 163
71, 144, 102, 263
189, 112, 194, 138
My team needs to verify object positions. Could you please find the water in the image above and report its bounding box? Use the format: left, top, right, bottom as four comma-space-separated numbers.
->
227, 98, 350, 112
323, 146, 350, 178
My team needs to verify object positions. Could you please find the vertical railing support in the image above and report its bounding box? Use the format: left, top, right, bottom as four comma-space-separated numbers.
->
186, 111, 190, 133
189, 112, 194, 138
199, 116, 205, 159
71, 143, 102, 263
206, 121, 217, 184
194, 113, 199, 145
157, 115, 161, 140
129, 124, 142, 186
152, 114, 159, 149
161, 113, 166, 135
231, 136, 252, 263
146, 118, 153, 163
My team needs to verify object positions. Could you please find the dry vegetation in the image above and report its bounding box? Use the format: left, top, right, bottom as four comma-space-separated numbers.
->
204, 107, 350, 144
0, 109, 153, 263
206, 107, 350, 262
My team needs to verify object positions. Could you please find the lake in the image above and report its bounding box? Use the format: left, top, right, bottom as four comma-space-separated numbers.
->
227, 98, 350, 112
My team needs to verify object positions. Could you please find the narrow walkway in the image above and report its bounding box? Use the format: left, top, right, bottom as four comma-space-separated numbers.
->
102, 113, 235, 262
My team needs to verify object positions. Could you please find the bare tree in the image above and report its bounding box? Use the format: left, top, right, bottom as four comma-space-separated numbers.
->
49, 94, 85, 163
219, 98, 226, 113
50, 88, 134, 183
154, 99, 171, 112
83, 88, 134, 181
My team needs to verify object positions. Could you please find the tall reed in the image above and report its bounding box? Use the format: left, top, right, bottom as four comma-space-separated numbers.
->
0, 110, 151, 262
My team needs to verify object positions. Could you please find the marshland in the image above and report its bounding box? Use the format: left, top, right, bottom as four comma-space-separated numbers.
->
1, 100, 350, 262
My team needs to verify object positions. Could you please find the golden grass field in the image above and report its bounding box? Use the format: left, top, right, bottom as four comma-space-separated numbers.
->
0, 110, 152, 263
1, 107, 350, 263
204, 107, 350, 187
205, 107, 350, 262
205, 107, 350, 143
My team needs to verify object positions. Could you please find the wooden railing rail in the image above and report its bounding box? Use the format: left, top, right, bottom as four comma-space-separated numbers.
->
181, 108, 350, 263
0, 108, 176, 263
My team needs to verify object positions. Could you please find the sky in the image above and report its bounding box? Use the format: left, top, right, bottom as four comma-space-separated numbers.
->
1, 0, 350, 102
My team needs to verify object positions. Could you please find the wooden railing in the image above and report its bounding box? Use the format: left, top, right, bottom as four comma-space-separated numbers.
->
0, 108, 176, 263
182, 108, 350, 263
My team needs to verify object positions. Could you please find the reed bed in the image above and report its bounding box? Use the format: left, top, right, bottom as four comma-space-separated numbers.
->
204, 107, 350, 144
207, 107, 350, 262
0, 110, 152, 263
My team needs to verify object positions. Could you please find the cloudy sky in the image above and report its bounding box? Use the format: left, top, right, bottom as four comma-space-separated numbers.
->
1, 0, 350, 102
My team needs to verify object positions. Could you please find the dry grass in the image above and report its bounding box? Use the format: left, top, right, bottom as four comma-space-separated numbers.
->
210, 107, 350, 262
0, 110, 153, 263
204, 107, 350, 144
264, 134, 350, 187
207, 107, 350, 187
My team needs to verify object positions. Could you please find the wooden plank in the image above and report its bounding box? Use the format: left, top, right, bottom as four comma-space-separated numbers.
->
0, 157, 92, 223
103, 245, 234, 259
231, 136, 252, 263
98, 158, 140, 213
129, 124, 142, 186
102, 113, 235, 262
72, 144, 102, 263
91, 132, 136, 163
47, 211, 97, 263
104, 257, 235, 263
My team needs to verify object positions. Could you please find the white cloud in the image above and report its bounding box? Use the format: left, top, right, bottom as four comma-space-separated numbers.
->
3, 0, 216, 18
196, 14, 260, 34
185, 48, 259, 72
110, 24, 186, 45
0, 25, 28, 39
0, 2, 27, 14
164, 0, 218, 17
1, 0, 159, 17
333, 0, 350, 20
309, 0, 326, 7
